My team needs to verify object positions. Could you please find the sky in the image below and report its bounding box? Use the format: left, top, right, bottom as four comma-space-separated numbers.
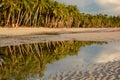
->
56, 0, 120, 16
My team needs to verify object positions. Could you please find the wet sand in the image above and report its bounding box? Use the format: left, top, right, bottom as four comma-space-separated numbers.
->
47, 60, 120, 80
0, 28, 120, 47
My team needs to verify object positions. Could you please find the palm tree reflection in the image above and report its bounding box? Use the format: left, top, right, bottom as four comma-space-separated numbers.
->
0, 40, 107, 79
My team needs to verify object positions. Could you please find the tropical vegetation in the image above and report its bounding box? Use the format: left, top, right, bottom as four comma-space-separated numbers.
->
0, 0, 120, 28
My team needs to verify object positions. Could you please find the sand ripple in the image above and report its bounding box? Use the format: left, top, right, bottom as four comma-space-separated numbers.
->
45, 60, 120, 80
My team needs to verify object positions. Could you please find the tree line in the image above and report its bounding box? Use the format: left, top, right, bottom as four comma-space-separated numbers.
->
0, 0, 120, 28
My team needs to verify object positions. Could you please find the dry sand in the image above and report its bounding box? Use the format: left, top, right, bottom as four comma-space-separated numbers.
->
0, 28, 120, 46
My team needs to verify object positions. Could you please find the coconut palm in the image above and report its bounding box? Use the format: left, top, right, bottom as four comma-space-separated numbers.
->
0, 0, 120, 28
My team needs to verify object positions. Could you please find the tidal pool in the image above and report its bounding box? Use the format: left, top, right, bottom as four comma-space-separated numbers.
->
0, 40, 120, 80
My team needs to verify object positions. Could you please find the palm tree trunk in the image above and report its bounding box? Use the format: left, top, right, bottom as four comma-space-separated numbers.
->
6, 12, 11, 26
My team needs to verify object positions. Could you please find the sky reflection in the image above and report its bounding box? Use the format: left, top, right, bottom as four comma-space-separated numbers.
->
44, 41, 120, 78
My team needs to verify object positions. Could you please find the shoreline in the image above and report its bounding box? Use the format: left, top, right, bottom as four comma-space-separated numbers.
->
0, 28, 120, 47
0, 27, 120, 36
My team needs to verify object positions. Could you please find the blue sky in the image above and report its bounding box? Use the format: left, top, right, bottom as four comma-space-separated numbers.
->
56, 0, 120, 16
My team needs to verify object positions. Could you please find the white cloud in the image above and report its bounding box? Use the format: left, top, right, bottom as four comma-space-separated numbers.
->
56, 0, 91, 7
97, 0, 120, 5
95, 7, 120, 15
55, 0, 120, 15
95, 0, 120, 15
110, 7, 120, 15
114, 6, 120, 11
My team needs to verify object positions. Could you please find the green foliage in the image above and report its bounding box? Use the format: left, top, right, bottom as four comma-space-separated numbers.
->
0, 0, 120, 27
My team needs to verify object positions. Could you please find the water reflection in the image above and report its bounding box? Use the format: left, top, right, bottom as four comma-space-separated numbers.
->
79, 42, 120, 63
45, 41, 120, 79
0, 40, 106, 79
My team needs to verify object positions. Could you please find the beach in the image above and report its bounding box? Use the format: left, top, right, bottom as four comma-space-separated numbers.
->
0, 28, 120, 80
0, 28, 120, 47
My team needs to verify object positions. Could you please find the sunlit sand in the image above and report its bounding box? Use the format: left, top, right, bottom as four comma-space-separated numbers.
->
0, 28, 120, 47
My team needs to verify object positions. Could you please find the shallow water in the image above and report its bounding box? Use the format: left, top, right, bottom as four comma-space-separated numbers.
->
0, 40, 120, 80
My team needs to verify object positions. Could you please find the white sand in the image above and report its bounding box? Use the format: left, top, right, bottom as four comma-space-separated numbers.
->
0, 27, 120, 36
0, 28, 120, 46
